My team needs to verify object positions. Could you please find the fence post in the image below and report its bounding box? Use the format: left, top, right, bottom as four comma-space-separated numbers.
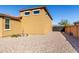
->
70, 26, 71, 35
76, 25, 78, 38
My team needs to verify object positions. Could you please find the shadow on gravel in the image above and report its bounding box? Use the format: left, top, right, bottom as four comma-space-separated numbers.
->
62, 32, 79, 53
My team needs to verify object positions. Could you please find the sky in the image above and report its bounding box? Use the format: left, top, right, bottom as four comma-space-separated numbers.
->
0, 5, 79, 25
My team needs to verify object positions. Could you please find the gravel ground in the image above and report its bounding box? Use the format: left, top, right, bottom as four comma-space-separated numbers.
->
0, 32, 77, 53
63, 33, 79, 52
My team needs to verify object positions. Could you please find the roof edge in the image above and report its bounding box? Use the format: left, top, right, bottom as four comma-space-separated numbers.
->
19, 6, 53, 20
20, 6, 46, 12
0, 13, 21, 21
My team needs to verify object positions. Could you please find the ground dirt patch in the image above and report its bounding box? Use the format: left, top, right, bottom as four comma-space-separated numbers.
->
0, 32, 77, 53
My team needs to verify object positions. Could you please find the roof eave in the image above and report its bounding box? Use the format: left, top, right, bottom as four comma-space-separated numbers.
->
19, 6, 53, 20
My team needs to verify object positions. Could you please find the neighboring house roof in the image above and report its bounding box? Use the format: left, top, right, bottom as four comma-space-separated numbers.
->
0, 13, 21, 21
20, 6, 53, 20
74, 21, 79, 25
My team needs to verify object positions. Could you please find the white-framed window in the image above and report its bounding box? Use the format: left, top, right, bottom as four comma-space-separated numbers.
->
25, 11, 30, 16
33, 10, 40, 15
46, 13, 48, 16
5, 17, 10, 30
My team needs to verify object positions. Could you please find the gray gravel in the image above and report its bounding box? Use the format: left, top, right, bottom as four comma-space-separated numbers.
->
0, 32, 77, 53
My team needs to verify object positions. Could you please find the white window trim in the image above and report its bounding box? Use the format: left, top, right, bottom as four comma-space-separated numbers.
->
25, 11, 30, 16
4, 29, 11, 31
32, 10, 40, 15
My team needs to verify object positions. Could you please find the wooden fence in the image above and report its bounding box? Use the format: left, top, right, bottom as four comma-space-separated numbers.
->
65, 25, 79, 38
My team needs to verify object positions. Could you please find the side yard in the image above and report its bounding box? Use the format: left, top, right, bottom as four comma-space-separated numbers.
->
0, 32, 77, 53
62, 32, 79, 52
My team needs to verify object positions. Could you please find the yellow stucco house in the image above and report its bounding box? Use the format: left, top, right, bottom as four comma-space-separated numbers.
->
0, 6, 53, 37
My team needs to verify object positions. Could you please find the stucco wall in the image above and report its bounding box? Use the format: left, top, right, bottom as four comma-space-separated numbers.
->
0, 18, 3, 37
20, 8, 52, 35
2, 18, 21, 37
0, 8, 52, 37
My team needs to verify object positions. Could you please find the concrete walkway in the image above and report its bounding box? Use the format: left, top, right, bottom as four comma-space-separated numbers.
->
0, 32, 77, 53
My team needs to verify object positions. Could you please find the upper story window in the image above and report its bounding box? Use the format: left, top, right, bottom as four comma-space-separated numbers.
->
33, 10, 40, 15
5, 17, 10, 30
25, 11, 30, 16
46, 13, 48, 16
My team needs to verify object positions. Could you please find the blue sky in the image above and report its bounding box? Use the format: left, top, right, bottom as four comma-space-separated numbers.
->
0, 5, 79, 25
